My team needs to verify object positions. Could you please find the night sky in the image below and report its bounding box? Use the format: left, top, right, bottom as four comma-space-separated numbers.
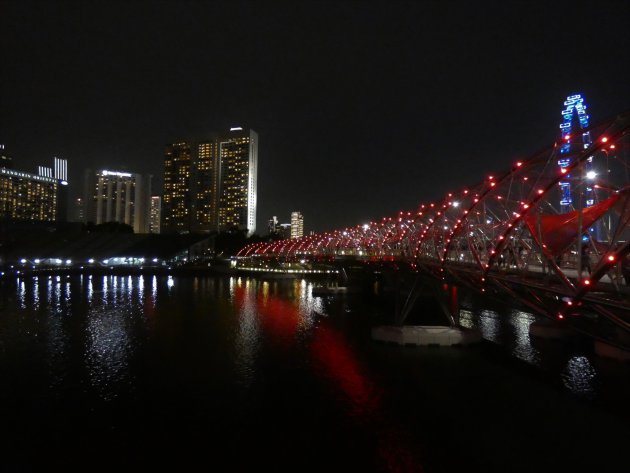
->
2, 1, 629, 233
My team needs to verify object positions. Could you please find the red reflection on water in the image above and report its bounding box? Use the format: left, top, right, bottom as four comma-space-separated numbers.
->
311, 325, 380, 416
233, 283, 300, 345
311, 324, 425, 473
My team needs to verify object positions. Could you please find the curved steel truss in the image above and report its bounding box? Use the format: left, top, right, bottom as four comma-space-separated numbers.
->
238, 111, 630, 343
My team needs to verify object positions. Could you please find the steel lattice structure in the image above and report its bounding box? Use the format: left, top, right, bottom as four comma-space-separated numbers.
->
238, 110, 630, 343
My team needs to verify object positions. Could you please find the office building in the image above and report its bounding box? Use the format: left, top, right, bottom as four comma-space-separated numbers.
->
83, 169, 152, 233
162, 142, 192, 233
216, 128, 258, 235
193, 140, 219, 233
268, 216, 278, 235
0, 153, 68, 224
73, 197, 85, 222
150, 196, 161, 234
291, 211, 304, 239
278, 223, 291, 239
164, 128, 258, 235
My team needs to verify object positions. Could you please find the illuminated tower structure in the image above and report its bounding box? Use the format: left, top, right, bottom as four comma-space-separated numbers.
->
557, 94, 593, 211
193, 140, 219, 233
291, 211, 304, 239
216, 127, 258, 235
165, 128, 257, 235
162, 142, 192, 233
150, 196, 161, 234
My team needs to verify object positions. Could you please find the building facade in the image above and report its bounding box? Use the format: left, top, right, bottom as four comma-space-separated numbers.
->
216, 128, 258, 235
193, 140, 219, 233
164, 128, 258, 235
150, 196, 161, 234
72, 197, 84, 222
291, 211, 304, 239
0, 154, 68, 224
83, 169, 152, 233
162, 142, 192, 233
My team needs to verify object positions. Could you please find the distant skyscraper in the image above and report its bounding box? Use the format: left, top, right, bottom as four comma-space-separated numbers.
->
73, 197, 84, 222
291, 211, 304, 239
162, 142, 192, 233
0, 155, 68, 224
278, 223, 291, 239
83, 169, 152, 233
169, 128, 258, 235
150, 196, 161, 234
193, 140, 219, 233
268, 216, 278, 235
216, 128, 258, 235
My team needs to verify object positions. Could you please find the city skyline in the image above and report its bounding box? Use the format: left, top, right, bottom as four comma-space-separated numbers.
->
2, 2, 629, 233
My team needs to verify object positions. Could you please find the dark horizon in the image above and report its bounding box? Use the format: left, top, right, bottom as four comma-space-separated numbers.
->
2, 1, 630, 233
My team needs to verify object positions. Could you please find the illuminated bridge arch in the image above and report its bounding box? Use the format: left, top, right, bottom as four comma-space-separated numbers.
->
238, 110, 630, 340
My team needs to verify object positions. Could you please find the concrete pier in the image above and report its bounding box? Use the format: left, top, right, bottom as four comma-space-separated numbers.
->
371, 325, 482, 346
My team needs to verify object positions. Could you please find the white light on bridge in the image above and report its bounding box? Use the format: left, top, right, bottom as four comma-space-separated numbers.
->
586, 171, 597, 180
452, 201, 459, 207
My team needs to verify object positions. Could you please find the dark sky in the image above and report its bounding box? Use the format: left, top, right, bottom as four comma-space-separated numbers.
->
2, 1, 629, 233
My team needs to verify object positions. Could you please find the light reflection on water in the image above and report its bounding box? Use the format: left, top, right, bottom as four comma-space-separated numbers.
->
460, 303, 604, 398
2, 274, 629, 471
561, 356, 598, 399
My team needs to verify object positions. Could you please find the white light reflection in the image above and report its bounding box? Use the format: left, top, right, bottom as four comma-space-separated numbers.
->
509, 310, 541, 365
85, 306, 133, 401
32, 276, 40, 310
297, 279, 322, 332
235, 281, 260, 390
87, 275, 94, 304
151, 275, 157, 301
17, 279, 26, 309
229, 277, 235, 300
561, 356, 598, 399
167, 275, 174, 289
478, 309, 501, 343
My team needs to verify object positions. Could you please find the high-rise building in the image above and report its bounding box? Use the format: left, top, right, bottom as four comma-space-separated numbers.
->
72, 197, 85, 222
216, 128, 258, 235
278, 223, 292, 239
291, 211, 304, 239
150, 196, 161, 234
166, 128, 258, 235
162, 142, 192, 233
193, 140, 219, 233
268, 216, 278, 235
83, 169, 152, 233
0, 154, 68, 224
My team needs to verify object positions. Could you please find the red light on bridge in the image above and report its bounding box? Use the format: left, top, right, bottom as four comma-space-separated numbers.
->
558, 314, 564, 320
516, 161, 523, 167
564, 135, 571, 140
583, 279, 591, 286
601, 137, 608, 143
610, 145, 616, 149
607, 255, 616, 262
537, 189, 544, 194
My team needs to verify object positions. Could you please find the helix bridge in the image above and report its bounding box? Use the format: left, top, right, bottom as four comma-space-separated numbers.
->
238, 101, 630, 350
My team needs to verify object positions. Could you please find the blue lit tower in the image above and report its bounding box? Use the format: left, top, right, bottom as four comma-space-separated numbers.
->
557, 94, 593, 211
